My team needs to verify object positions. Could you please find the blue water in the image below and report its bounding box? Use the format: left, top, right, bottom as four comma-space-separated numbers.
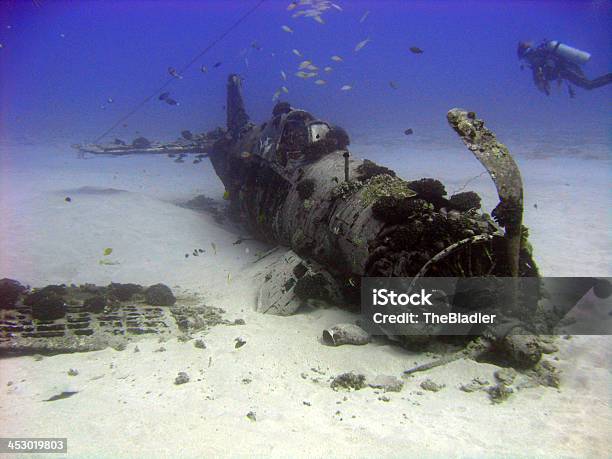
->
1, 0, 610, 151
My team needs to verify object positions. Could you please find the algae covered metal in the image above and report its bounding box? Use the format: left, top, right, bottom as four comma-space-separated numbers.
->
209, 75, 537, 311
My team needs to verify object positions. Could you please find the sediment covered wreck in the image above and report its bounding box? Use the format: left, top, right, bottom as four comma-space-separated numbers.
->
70, 75, 552, 366
209, 75, 537, 310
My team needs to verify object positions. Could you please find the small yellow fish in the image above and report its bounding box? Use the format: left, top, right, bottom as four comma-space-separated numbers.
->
241, 151, 251, 159
281, 86, 289, 93
281, 70, 287, 81
340, 84, 353, 91
295, 71, 317, 79
354, 38, 370, 52
211, 242, 217, 255
272, 90, 281, 101
298, 60, 312, 69
312, 15, 324, 24
227, 272, 232, 283
223, 190, 230, 200
324, 66, 333, 72
103, 248, 113, 256
315, 79, 326, 85
306, 64, 318, 71
281, 25, 293, 33
287, 1, 298, 10
331, 55, 343, 62
332, 3, 342, 11
292, 49, 302, 57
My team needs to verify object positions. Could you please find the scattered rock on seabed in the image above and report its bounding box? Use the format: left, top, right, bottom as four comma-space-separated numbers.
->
459, 377, 489, 393
420, 379, 445, 392
487, 383, 513, 403
369, 375, 404, 392
330, 372, 367, 391
322, 323, 370, 346
174, 372, 190, 385
494, 368, 517, 385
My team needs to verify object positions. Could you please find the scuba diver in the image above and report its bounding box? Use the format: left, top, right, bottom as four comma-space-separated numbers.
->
517, 40, 612, 96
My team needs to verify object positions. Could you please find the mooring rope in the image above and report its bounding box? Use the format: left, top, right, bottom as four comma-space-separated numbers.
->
92, 0, 267, 144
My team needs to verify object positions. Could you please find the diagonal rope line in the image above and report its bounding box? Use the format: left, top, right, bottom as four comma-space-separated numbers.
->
93, 0, 267, 144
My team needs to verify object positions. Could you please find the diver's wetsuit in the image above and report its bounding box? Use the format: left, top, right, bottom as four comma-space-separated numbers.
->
520, 42, 612, 95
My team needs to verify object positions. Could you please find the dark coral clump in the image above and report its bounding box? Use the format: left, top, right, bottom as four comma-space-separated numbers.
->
356, 159, 396, 182
372, 196, 434, 225
0, 278, 27, 310
145, 283, 176, 306
296, 179, 315, 200
406, 178, 447, 202
403, 198, 432, 216
449, 191, 481, 211
108, 283, 143, 301
23, 285, 67, 320
371, 196, 407, 224
31, 296, 67, 321
83, 296, 107, 313
23, 285, 67, 306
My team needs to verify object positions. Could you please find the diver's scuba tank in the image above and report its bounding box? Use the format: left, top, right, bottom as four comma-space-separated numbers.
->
546, 41, 591, 65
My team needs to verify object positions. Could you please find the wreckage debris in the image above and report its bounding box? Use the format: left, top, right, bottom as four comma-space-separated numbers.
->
487, 383, 513, 403
369, 375, 404, 393
322, 323, 370, 346
330, 372, 367, 391
420, 379, 445, 392
174, 372, 190, 385
44, 391, 79, 402
1, 281, 239, 356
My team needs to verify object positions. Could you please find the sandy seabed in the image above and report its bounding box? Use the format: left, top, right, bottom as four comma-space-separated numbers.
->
0, 136, 610, 458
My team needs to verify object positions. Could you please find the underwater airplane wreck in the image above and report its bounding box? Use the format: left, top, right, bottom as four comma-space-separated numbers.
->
78, 74, 535, 296
74, 74, 563, 368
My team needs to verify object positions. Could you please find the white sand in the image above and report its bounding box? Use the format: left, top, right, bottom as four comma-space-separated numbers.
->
0, 143, 610, 457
